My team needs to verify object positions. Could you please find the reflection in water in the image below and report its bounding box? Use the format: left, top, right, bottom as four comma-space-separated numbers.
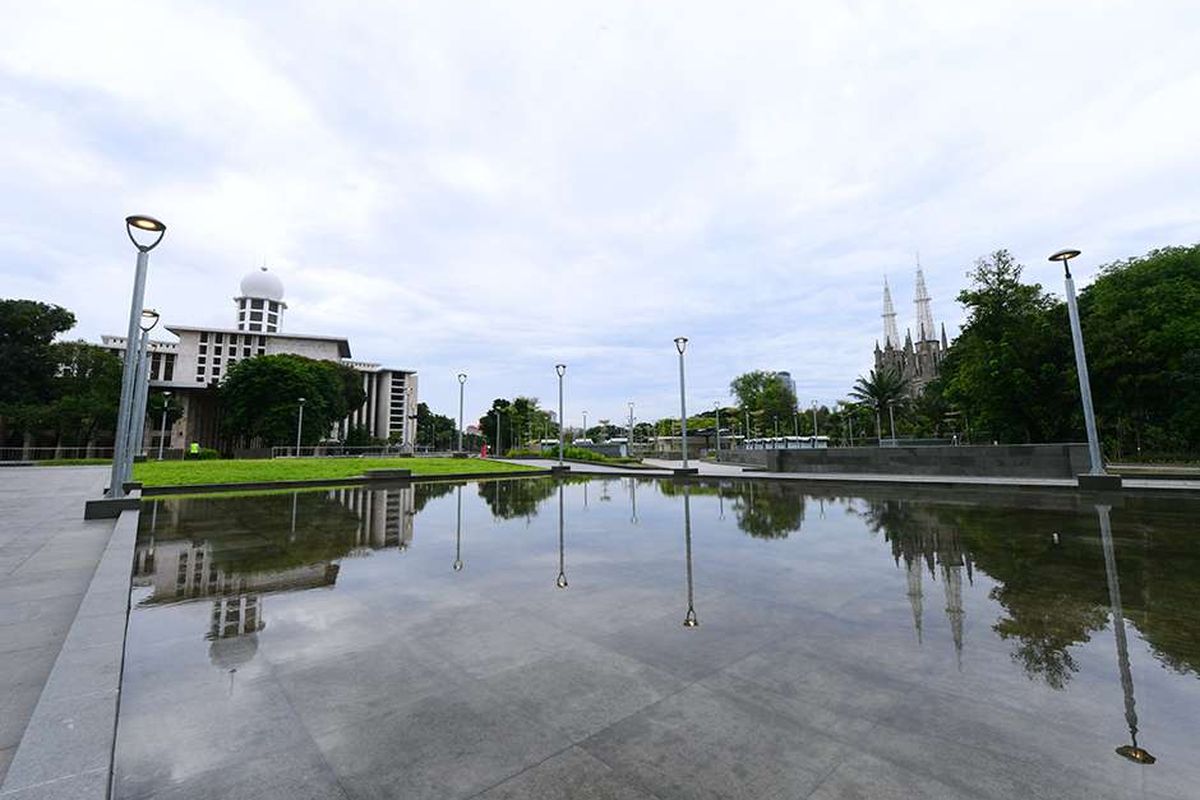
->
453, 485, 464, 572
1098, 504, 1156, 765
682, 484, 698, 628
629, 478, 638, 523
556, 483, 568, 589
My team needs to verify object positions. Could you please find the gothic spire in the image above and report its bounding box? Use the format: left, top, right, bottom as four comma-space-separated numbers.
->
914, 264, 936, 343
882, 277, 900, 349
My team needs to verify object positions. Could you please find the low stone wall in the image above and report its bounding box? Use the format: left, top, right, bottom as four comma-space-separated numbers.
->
720, 443, 1091, 479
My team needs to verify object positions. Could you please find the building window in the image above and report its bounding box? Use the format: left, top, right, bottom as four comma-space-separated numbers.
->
198, 344, 207, 354
256, 347, 265, 356
258, 336, 266, 346
238, 312, 245, 322
215, 333, 223, 343
164, 356, 175, 381
197, 357, 206, 365
213, 358, 221, 366
243, 347, 251, 357
196, 376, 205, 383
248, 323, 261, 331
269, 302, 279, 313
200, 331, 208, 343
212, 367, 220, 376
249, 311, 263, 321
251, 299, 263, 309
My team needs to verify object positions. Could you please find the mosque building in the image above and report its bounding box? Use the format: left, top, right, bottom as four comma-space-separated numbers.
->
100, 267, 418, 452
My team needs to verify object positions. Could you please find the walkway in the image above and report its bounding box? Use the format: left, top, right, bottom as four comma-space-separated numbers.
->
0, 467, 114, 785
499, 458, 1200, 492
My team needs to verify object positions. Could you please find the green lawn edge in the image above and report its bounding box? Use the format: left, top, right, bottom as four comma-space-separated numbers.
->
132, 457, 538, 488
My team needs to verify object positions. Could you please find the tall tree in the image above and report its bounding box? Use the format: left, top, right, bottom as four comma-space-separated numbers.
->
0, 299, 76, 443
220, 354, 366, 447
937, 250, 1075, 443
729, 371, 796, 436
49, 341, 122, 449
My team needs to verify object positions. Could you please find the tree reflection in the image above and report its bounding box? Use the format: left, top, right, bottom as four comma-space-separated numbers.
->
477, 477, 559, 519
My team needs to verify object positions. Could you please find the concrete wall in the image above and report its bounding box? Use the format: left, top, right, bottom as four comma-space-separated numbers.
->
719, 443, 1091, 479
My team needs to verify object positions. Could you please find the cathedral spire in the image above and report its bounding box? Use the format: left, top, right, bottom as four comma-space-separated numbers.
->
941, 322, 948, 350
882, 277, 900, 349
914, 264, 936, 343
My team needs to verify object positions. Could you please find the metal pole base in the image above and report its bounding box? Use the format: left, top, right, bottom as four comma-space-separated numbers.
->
1078, 473, 1123, 491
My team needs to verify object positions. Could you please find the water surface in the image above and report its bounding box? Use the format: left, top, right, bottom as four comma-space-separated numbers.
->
116, 478, 1200, 799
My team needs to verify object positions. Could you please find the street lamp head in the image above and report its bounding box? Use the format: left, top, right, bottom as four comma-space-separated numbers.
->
457, 373, 467, 384
555, 363, 566, 377
298, 397, 306, 406
674, 336, 688, 355
125, 215, 166, 252
1048, 248, 1081, 262
163, 390, 172, 398
139, 308, 160, 332
1115, 744, 1155, 764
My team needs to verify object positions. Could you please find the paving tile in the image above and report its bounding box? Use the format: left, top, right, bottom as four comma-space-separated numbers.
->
476, 746, 661, 800
0, 616, 76, 655
479, 643, 684, 743
312, 681, 565, 800
0, 766, 109, 799
579, 682, 840, 800
0, 691, 116, 792
805, 752, 982, 800
115, 742, 347, 800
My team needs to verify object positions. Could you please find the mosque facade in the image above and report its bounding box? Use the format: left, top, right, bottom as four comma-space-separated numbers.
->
100, 267, 418, 452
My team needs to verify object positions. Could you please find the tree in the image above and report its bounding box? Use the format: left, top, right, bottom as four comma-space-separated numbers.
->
0, 299, 76, 444
729, 371, 796, 436
49, 341, 123, 449
936, 250, 1075, 443
1081, 244, 1200, 457
219, 354, 366, 447
415, 402, 459, 450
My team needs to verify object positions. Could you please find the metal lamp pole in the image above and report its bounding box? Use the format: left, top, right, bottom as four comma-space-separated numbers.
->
295, 397, 306, 456
108, 215, 166, 498
714, 402, 721, 455
888, 399, 897, 445
157, 391, 172, 460
674, 337, 689, 469
812, 400, 819, 439
582, 410, 588, 440
1049, 249, 1105, 476
456, 373, 466, 452
124, 308, 160, 479
555, 364, 566, 465
628, 402, 635, 457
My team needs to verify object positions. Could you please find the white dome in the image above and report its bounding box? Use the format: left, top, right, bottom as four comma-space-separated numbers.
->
239, 267, 285, 302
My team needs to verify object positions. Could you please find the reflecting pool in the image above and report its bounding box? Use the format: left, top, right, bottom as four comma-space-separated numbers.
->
114, 478, 1200, 800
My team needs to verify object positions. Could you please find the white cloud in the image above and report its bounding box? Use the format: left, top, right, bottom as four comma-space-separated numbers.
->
2, 0, 1199, 424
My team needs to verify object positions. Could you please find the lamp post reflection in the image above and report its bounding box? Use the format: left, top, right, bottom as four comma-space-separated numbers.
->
629, 477, 638, 523
556, 482, 568, 588
1097, 504, 1156, 765
682, 484, 698, 627
453, 485, 464, 572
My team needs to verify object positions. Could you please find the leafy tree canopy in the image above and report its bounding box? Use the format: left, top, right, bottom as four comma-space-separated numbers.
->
729, 370, 797, 435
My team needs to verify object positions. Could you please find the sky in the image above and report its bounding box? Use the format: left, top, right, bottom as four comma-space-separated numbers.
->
2, 2, 1199, 427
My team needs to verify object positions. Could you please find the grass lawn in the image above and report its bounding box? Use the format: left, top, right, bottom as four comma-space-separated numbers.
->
132, 457, 539, 487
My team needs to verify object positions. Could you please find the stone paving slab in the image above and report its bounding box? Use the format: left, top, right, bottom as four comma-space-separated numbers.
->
0, 467, 115, 787
0, 499, 137, 799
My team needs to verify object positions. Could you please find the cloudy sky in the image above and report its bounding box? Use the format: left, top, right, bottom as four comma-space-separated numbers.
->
3, 2, 1198, 426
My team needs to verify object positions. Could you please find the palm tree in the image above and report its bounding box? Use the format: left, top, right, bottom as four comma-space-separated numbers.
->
849, 368, 910, 441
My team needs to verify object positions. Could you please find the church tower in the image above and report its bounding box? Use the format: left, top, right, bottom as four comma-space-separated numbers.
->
873, 262, 947, 397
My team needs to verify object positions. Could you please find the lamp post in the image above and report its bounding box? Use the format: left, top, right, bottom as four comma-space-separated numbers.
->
124, 308, 160, 479
555, 364, 567, 467
108, 215, 166, 499
295, 397, 306, 456
1049, 249, 1107, 481
682, 485, 698, 627
674, 337, 693, 473
628, 402, 635, 457
582, 410, 588, 440
556, 483, 567, 588
793, 413, 799, 437
887, 399, 897, 446
811, 400, 819, 440
874, 402, 882, 446
457, 373, 466, 452
157, 391, 172, 461
714, 402, 721, 456
1096, 504, 1155, 764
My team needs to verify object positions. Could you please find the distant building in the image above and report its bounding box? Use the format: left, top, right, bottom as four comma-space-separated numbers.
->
100, 267, 417, 452
773, 371, 797, 400
873, 267, 948, 397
